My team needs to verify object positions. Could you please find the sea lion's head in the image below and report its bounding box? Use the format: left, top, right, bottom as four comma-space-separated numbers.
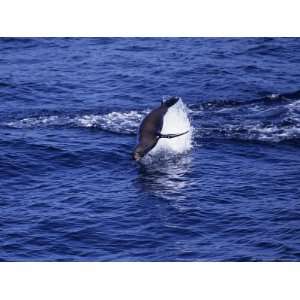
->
133, 142, 156, 161
133, 144, 147, 161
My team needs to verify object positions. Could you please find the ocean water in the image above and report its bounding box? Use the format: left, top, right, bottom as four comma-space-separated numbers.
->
1, 38, 300, 261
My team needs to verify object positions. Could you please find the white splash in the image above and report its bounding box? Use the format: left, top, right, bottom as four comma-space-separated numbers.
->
73, 111, 145, 133
3, 110, 146, 134
146, 98, 193, 159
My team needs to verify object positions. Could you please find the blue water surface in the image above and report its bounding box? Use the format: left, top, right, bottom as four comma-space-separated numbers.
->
1, 38, 300, 261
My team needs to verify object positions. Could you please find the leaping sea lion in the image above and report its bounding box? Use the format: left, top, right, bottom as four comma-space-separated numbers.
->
133, 96, 189, 161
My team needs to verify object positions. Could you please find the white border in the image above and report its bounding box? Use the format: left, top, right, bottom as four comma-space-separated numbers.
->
0, 0, 300, 36
1, 262, 299, 300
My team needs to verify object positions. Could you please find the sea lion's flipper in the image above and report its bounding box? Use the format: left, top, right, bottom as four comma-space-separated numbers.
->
162, 96, 180, 108
158, 130, 189, 139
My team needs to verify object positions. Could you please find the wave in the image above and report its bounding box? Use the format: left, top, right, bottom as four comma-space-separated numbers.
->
195, 123, 300, 143
2, 111, 146, 135
2, 90, 300, 144
190, 90, 300, 143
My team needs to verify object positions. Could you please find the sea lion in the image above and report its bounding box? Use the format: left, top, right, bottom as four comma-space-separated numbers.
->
133, 96, 189, 161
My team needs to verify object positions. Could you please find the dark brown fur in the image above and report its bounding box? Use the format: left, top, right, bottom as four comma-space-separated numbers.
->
133, 97, 179, 161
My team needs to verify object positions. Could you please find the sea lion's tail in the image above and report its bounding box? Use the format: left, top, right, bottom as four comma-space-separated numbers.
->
161, 96, 180, 108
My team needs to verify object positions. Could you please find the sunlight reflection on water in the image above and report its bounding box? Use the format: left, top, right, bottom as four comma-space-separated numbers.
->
136, 155, 193, 205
